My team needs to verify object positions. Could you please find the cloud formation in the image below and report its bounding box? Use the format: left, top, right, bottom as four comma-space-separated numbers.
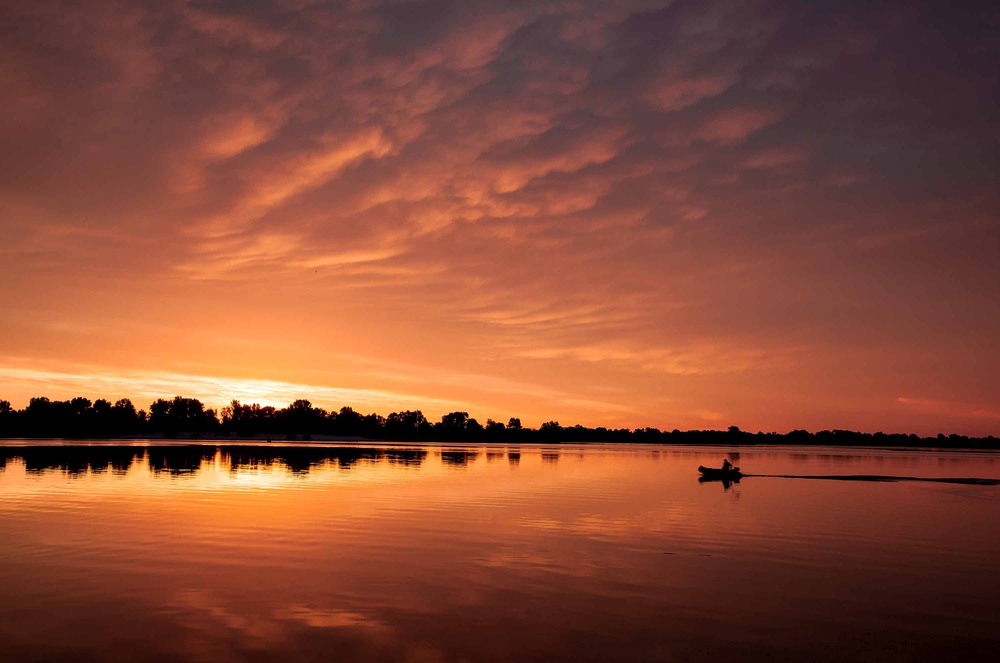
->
1, 0, 998, 434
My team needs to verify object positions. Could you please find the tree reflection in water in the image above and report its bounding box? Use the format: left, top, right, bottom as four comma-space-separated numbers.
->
0, 445, 428, 477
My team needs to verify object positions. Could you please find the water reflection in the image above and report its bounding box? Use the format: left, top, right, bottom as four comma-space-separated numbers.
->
698, 475, 741, 491
0, 443, 999, 662
440, 449, 477, 466
0, 444, 428, 477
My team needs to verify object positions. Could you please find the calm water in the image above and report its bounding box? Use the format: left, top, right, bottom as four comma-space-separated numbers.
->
1, 442, 998, 662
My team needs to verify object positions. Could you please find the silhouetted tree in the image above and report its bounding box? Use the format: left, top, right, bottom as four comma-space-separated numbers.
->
280, 399, 327, 435
484, 419, 505, 441
221, 400, 279, 436
466, 417, 484, 436
149, 396, 218, 436
437, 411, 474, 440
539, 420, 562, 441
2, 392, 999, 449
70, 397, 92, 416
109, 398, 142, 434
360, 413, 385, 438
0, 400, 11, 436
334, 406, 363, 436
440, 411, 469, 430
220, 400, 240, 427
386, 410, 430, 438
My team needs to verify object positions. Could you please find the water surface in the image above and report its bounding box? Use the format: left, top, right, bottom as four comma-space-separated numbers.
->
1, 443, 998, 662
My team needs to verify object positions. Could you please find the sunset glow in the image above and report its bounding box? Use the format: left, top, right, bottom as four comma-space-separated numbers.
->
2, 1, 998, 435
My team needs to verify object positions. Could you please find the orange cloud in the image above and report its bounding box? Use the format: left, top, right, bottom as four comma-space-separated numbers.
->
897, 398, 1000, 421
1, 0, 998, 436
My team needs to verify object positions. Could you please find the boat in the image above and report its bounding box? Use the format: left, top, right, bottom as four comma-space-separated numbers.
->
698, 465, 742, 480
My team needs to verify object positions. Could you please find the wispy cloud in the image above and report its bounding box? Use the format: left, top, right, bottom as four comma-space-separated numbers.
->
897, 398, 1000, 421
1, 0, 998, 434
0, 365, 464, 414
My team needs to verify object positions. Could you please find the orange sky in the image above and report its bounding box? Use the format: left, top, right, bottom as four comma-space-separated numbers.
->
1, 1, 998, 435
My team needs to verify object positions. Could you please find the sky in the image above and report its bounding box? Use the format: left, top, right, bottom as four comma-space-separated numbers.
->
1, 0, 998, 435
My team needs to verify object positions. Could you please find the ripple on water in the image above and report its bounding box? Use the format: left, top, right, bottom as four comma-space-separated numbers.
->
0, 443, 999, 662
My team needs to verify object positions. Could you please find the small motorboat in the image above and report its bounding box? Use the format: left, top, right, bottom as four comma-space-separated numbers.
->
698, 465, 743, 480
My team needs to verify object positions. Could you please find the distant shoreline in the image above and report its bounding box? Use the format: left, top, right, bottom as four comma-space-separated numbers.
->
1, 437, 998, 452
1, 395, 997, 449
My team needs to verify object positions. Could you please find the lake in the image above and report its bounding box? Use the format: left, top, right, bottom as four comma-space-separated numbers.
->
1, 442, 998, 662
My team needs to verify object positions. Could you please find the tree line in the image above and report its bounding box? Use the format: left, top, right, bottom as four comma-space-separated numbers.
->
0, 395, 997, 448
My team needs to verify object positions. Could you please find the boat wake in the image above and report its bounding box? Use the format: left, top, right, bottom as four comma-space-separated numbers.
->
745, 474, 1000, 486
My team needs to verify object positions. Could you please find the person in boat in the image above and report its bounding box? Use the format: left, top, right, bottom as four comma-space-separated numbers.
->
721, 458, 733, 472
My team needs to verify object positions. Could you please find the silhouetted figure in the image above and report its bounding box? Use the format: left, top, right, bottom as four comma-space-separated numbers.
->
722, 458, 733, 472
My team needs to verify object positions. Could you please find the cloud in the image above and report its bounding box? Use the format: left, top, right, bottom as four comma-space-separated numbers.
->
896, 398, 1000, 421
1, 0, 999, 434
0, 364, 466, 414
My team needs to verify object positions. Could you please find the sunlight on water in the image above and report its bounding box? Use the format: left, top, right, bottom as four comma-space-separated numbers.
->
1, 443, 999, 662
